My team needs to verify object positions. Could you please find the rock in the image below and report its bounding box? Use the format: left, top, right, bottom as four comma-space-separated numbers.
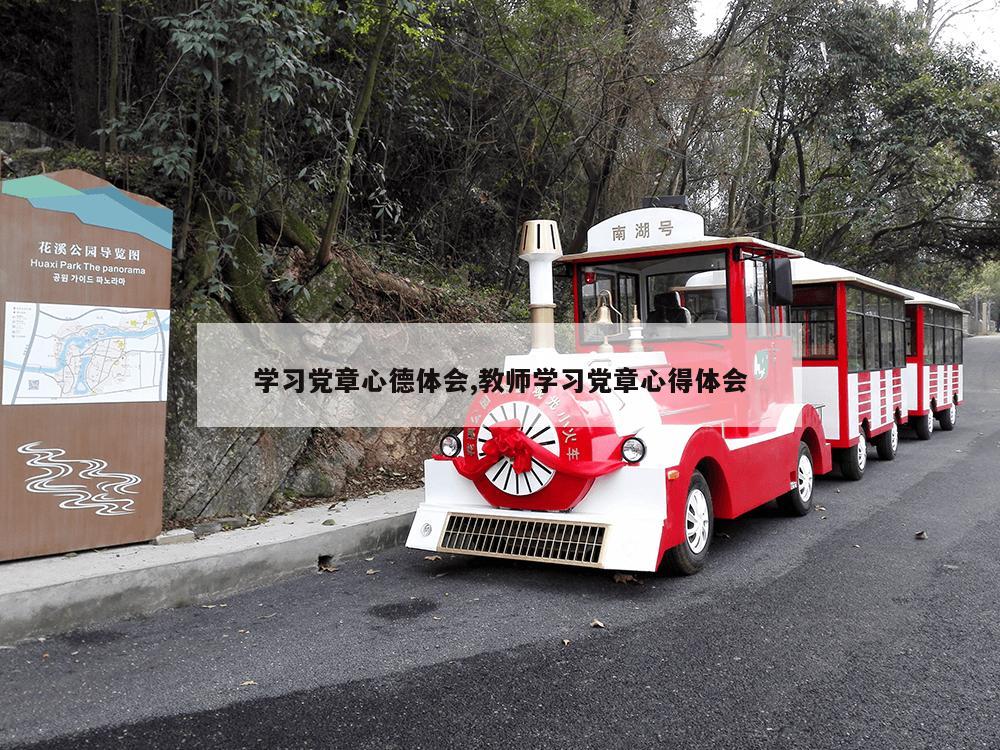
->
288, 260, 354, 322
163, 299, 311, 520
0, 121, 64, 153
217, 516, 247, 530
153, 529, 196, 545
192, 521, 223, 537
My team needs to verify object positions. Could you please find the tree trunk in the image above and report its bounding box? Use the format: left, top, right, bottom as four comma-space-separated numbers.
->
726, 25, 771, 233
318, 8, 394, 267
564, 0, 640, 255
70, 0, 101, 149
107, 0, 122, 156
789, 129, 807, 248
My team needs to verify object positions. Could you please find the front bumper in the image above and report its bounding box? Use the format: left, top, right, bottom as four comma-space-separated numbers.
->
406, 459, 668, 571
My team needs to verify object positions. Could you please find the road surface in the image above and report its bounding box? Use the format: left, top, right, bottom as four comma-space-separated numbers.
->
3, 337, 999, 749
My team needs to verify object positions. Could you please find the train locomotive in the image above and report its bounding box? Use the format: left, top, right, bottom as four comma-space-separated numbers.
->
406, 207, 836, 574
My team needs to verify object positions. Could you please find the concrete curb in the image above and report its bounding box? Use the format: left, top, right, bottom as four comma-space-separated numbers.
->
0, 489, 421, 644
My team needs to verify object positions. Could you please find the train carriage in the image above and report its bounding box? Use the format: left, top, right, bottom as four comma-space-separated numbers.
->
896, 290, 965, 439
789, 258, 911, 480
407, 207, 832, 574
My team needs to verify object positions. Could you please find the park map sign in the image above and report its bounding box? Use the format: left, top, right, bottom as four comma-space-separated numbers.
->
0, 170, 172, 561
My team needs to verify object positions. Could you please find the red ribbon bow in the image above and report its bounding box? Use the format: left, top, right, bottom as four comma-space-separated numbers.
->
480, 420, 536, 474
441, 419, 632, 481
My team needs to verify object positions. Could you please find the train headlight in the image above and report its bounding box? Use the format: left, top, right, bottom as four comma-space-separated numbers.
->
440, 434, 461, 458
621, 437, 646, 464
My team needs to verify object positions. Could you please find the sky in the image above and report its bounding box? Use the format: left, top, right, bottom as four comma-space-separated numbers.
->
695, 0, 1000, 64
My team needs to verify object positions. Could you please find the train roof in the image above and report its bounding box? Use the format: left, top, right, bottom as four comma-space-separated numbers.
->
790, 258, 911, 299
883, 284, 964, 312
791, 258, 963, 312
561, 207, 804, 262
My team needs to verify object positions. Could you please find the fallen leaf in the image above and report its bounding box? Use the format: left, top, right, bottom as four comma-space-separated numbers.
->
366, 568, 379, 575
715, 532, 731, 539
424, 555, 442, 561
240, 680, 257, 687
318, 561, 339, 573
613, 573, 642, 585
915, 530, 928, 540
562, 639, 571, 647
816, 506, 827, 512
201, 604, 217, 609
364, 556, 375, 562
853, 544, 861, 549
590, 618, 605, 629
943, 563, 960, 570
432, 616, 442, 621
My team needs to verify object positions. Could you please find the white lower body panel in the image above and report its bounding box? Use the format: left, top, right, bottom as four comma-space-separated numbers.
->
407, 459, 668, 571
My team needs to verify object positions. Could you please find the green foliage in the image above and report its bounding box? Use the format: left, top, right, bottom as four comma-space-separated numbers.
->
4, 0, 1000, 317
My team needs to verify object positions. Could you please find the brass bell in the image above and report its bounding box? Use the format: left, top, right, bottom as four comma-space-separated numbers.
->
593, 300, 613, 325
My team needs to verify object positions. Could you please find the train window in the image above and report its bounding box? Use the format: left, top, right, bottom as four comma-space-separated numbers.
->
581, 272, 615, 314
921, 306, 962, 365
847, 287, 863, 313
923, 314, 934, 362
643, 252, 729, 339
864, 314, 880, 370
743, 258, 773, 337
579, 252, 729, 343
906, 308, 916, 357
618, 273, 639, 320
848, 312, 864, 372
880, 316, 894, 369
845, 286, 907, 371
790, 285, 837, 360
790, 307, 837, 359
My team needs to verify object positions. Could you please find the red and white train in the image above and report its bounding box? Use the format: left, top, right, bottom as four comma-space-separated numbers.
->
790, 259, 911, 479
406, 208, 964, 573
895, 289, 964, 439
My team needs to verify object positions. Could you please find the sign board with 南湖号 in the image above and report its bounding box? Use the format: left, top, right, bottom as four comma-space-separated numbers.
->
0, 170, 172, 561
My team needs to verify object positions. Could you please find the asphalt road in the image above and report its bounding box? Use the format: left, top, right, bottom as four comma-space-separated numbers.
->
3, 337, 1000, 750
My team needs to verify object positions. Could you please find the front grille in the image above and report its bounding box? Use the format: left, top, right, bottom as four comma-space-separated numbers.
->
440, 514, 606, 566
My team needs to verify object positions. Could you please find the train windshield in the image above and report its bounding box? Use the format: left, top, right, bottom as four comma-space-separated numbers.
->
577, 251, 729, 342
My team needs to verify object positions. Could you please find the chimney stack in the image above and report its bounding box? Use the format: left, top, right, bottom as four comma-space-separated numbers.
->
518, 219, 562, 351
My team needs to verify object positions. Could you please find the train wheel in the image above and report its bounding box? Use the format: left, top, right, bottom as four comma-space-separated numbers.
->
778, 442, 814, 516
875, 421, 899, 461
914, 411, 934, 440
938, 403, 957, 431
839, 432, 867, 481
664, 471, 713, 576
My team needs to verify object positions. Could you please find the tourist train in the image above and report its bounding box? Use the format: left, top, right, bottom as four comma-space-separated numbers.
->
406, 206, 964, 573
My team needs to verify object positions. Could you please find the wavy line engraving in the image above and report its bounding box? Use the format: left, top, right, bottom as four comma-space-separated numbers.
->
17, 442, 140, 516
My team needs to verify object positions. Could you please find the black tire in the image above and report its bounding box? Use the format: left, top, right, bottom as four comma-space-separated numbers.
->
664, 471, 713, 576
778, 441, 815, 516
839, 431, 867, 481
875, 421, 899, 461
913, 410, 934, 440
937, 402, 957, 431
